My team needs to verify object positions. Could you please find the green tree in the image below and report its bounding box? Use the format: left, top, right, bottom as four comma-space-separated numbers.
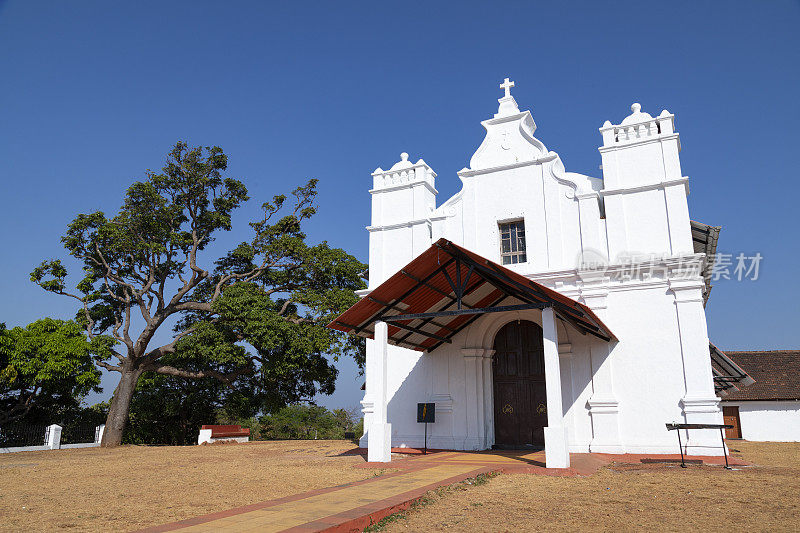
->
32, 142, 365, 446
259, 404, 353, 440
124, 370, 229, 446
124, 333, 342, 445
0, 319, 107, 425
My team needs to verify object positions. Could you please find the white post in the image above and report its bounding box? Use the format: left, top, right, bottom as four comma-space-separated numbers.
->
461, 349, 484, 450
198, 428, 212, 445
46, 424, 62, 450
482, 350, 495, 448
368, 321, 392, 462
95, 424, 105, 444
542, 307, 570, 468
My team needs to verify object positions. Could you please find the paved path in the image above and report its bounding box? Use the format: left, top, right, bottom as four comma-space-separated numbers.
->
140, 450, 554, 533
141, 449, 744, 533
169, 462, 485, 532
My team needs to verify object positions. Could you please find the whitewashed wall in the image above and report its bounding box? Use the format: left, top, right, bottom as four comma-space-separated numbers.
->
724, 401, 800, 442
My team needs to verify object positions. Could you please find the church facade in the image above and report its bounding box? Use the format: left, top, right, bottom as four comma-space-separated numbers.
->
331, 80, 724, 467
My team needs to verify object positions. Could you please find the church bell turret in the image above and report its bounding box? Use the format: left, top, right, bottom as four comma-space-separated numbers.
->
367, 153, 437, 287
599, 103, 693, 258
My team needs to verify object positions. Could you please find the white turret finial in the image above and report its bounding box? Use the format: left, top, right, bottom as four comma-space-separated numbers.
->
500, 77, 515, 98
387, 152, 414, 171
619, 102, 654, 127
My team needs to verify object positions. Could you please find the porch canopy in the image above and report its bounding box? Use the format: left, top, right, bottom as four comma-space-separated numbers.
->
710, 342, 755, 395
329, 238, 615, 351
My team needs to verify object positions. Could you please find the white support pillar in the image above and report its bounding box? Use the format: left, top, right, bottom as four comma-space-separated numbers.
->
482, 350, 495, 448
579, 272, 623, 454
542, 307, 570, 469
46, 424, 62, 450
368, 321, 392, 462
587, 341, 623, 453
671, 276, 722, 454
461, 348, 485, 450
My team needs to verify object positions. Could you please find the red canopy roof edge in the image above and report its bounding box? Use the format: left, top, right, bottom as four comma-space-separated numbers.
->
328, 239, 615, 351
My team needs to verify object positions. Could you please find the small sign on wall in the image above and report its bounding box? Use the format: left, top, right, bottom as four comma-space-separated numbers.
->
417, 402, 435, 424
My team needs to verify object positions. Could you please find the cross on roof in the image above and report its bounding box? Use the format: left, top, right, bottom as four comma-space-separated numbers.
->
500, 77, 515, 98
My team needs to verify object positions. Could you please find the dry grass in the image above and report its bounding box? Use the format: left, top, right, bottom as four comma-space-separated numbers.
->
384, 441, 800, 532
2, 440, 798, 533
0, 440, 383, 532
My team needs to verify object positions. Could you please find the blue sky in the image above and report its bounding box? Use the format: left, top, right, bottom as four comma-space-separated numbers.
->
1, 1, 798, 411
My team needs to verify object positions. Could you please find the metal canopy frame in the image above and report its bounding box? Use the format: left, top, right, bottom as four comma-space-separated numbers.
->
329, 239, 616, 352
383, 302, 550, 323
691, 220, 721, 306
710, 342, 755, 395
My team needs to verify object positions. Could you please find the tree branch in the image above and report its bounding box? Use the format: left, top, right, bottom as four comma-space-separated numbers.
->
97, 361, 123, 373
148, 363, 253, 385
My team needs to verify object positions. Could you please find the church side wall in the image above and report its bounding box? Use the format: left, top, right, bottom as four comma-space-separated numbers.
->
383, 343, 429, 446
563, 334, 595, 452
368, 224, 431, 289
620, 190, 671, 256
361, 340, 428, 449
373, 340, 471, 451
724, 401, 800, 442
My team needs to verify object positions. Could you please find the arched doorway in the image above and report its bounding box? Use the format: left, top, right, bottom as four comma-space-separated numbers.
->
492, 320, 547, 448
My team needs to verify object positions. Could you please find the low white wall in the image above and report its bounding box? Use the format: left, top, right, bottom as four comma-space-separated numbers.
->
0, 424, 105, 454
1, 442, 101, 453
0, 445, 51, 454
726, 401, 800, 442
61, 442, 100, 449
211, 436, 249, 444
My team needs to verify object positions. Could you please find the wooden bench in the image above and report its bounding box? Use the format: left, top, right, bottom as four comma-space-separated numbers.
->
198, 424, 250, 444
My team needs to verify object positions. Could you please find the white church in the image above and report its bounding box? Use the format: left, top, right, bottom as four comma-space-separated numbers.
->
330, 79, 738, 468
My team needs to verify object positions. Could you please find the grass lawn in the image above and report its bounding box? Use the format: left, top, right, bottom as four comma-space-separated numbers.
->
0, 440, 386, 532
382, 441, 800, 532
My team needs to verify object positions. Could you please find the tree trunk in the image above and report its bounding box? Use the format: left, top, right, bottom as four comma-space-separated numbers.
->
101, 368, 141, 447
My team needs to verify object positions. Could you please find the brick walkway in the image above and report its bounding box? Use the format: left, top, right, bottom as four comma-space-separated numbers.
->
140, 449, 745, 533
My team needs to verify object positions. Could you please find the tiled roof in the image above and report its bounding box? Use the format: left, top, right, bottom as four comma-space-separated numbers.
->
720, 351, 800, 401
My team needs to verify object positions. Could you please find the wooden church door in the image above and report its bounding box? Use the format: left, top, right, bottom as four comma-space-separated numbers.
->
492, 320, 548, 448
722, 406, 742, 439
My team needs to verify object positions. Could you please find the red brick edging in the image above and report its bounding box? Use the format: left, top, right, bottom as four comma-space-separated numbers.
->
138, 450, 748, 533
285, 466, 496, 533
